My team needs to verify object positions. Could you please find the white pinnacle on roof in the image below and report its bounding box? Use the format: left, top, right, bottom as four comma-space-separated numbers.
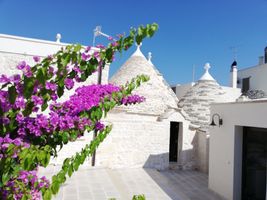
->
132, 43, 146, 58
147, 52, 153, 65
199, 63, 215, 81
56, 33, 61, 43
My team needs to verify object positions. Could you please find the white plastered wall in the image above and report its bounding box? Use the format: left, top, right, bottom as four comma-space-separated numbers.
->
86, 110, 195, 170
209, 100, 267, 200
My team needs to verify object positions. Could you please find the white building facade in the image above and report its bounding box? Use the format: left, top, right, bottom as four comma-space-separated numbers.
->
209, 100, 267, 200
237, 47, 267, 98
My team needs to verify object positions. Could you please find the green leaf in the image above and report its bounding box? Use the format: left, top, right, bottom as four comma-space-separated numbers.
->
2, 173, 10, 185
105, 48, 113, 62
8, 85, 17, 104
68, 70, 76, 79
23, 77, 35, 99
36, 68, 46, 85
41, 101, 48, 111
51, 180, 60, 194
74, 44, 82, 52
137, 25, 145, 36
61, 53, 71, 67
22, 101, 34, 116
57, 85, 64, 98
43, 188, 52, 200
62, 132, 69, 144
79, 60, 87, 71
89, 57, 98, 66
57, 170, 66, 183
135, 35, 142, 45
8, 118, 16, 132
21, 195, 28, 200
68, 164, 73, 177
73, 158, 80, 171
39, 150, 50, 167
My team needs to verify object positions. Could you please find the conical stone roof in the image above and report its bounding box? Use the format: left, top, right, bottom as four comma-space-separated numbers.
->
110, 45, 178, 115
178, 64, 227, 129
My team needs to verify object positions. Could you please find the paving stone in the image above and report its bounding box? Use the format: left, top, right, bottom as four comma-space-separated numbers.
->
40, 166, 226, 200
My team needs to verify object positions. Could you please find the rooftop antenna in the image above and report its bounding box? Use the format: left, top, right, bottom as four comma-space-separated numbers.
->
229, 45, 242, 61
93, 26, 112, 46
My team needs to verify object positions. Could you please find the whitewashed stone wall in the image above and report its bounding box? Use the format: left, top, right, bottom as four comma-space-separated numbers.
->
52, 108, 198, 170
93, 110, 196, 170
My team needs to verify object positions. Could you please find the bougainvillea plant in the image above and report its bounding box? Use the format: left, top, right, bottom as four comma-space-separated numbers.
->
0, 23, 158, 200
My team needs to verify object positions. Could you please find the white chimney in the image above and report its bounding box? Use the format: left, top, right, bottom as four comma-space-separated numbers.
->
230, 61, 237, 88
259, 56, 264, 65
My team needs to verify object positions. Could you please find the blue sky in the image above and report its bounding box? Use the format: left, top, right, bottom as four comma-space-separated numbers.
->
1, 0, 267, 86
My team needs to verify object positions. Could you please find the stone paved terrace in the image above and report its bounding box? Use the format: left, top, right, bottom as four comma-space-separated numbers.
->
39, 166, 225, 200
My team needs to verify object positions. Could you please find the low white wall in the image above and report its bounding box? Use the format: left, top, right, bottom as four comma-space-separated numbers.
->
0, 33, 109, 84
196, 131, 209, 173
209, 100, 267, 200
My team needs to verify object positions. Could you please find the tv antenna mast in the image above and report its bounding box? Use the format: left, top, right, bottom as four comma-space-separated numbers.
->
229, 45, 242, 60
93, 26, 112, 46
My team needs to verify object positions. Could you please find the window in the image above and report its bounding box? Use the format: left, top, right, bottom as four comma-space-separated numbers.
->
242, 77, 250, 94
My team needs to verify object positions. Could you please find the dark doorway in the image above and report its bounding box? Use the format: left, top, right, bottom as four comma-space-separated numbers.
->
169, 122, 179, 162
242, 127, 267, 200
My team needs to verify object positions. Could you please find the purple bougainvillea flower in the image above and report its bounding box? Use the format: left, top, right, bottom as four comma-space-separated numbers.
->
112, 42, 119, 47
64, 78, 74, 90
15, 97, 26, 109
0, 75, 10, 83
45, 82, 57, 91
23, 64, 33, 78
48, 66, 54, 75
121, 94, 145, 105
16, 113, 24, 123
81, 53, 88, 61
96, 44, 105, 49
85, 46, 91, 52
18, 128, 26, 136
31, 95, 43, 106
33, 56, 40, 62
95, 121, 104, 131
11, 74, 21, 83
2, 117, 10, 125
13, 138, 22, 146
17, 61, 26, 70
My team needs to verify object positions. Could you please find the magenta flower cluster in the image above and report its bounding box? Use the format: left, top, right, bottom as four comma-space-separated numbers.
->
121, 94, 145, 105
0, 134, 30, 159
1, 170, 49, 200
